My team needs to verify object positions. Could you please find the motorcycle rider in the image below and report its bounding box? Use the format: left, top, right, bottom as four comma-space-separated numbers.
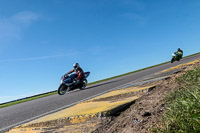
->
176, 48, 183, 58
67, 63, 85, 85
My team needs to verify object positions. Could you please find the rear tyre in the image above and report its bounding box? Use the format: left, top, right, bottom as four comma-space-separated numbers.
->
58, 84, 68, 95
79, 79, 87, 90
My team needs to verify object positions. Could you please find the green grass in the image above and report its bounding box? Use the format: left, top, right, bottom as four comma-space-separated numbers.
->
0, 52, 199, 109
0, 91, 57, 108
154, 66, 200, 133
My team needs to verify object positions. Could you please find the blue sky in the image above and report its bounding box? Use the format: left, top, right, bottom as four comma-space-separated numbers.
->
0, 0, 200, 103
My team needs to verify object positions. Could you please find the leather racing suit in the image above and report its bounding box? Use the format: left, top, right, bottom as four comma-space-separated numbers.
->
68, 67, 85, 83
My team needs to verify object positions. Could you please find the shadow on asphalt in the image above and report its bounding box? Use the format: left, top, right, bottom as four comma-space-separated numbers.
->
66, 79, 123, 95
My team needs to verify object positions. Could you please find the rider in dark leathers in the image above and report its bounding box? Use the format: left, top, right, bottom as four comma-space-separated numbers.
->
176, 48, 183, 58
68, 63, 85, 85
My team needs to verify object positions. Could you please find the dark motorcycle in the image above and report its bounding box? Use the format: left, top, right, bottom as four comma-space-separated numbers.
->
171, 52, 183, 63
58, 72, 90, 95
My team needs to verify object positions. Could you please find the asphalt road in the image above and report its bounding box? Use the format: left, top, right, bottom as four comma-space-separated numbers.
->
0, 53, 200, 132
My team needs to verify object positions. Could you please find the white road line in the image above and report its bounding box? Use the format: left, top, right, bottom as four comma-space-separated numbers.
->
1, 56, 200, 132
0, 79, 144, 133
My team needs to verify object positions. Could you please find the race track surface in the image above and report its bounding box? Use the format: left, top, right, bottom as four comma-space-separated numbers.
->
0, 53, 200, 132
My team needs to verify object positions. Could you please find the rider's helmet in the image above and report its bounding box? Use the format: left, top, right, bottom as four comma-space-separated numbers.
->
178, 48, 181, 51
73, 63, 80, 69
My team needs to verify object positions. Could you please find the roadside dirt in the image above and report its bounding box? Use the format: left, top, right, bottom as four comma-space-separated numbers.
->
5, 60, 200, 133
92, 61, 200, 133
92, 77, 176, 133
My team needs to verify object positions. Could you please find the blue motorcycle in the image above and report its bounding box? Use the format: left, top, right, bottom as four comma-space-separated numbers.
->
58, 72, 90, 95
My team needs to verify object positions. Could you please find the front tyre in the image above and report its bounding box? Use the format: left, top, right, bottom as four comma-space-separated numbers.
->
58, 84, 68, 95
79, 79, 87, 90
171, 58, 174, 63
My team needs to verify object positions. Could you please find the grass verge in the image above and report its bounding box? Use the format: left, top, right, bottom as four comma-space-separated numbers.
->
0, 92, 57, 108
155, 66, 200, 132
1, 52, 199, 109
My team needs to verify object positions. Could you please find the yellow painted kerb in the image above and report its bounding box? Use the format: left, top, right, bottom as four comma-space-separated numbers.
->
161, 59, 200, 73
22, 86, 154, 126
25, 96, 138, 125
6, 85, 155, 133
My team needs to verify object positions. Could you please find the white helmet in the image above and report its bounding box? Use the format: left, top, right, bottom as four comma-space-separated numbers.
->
73, 63, 80, 69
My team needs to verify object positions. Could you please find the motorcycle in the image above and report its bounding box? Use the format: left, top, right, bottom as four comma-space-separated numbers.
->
58, 72, 90, 95
171, 52, 183, 63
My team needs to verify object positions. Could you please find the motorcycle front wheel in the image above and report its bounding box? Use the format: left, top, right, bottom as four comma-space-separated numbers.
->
58, 84, 68, 95
171, 58, 175, 63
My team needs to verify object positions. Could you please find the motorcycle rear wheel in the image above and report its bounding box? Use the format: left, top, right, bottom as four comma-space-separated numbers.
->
79, 79, 87, 90
58, 84, 68, 95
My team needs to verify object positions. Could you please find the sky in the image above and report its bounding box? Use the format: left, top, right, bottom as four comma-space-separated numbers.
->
0, 0, 200, 103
